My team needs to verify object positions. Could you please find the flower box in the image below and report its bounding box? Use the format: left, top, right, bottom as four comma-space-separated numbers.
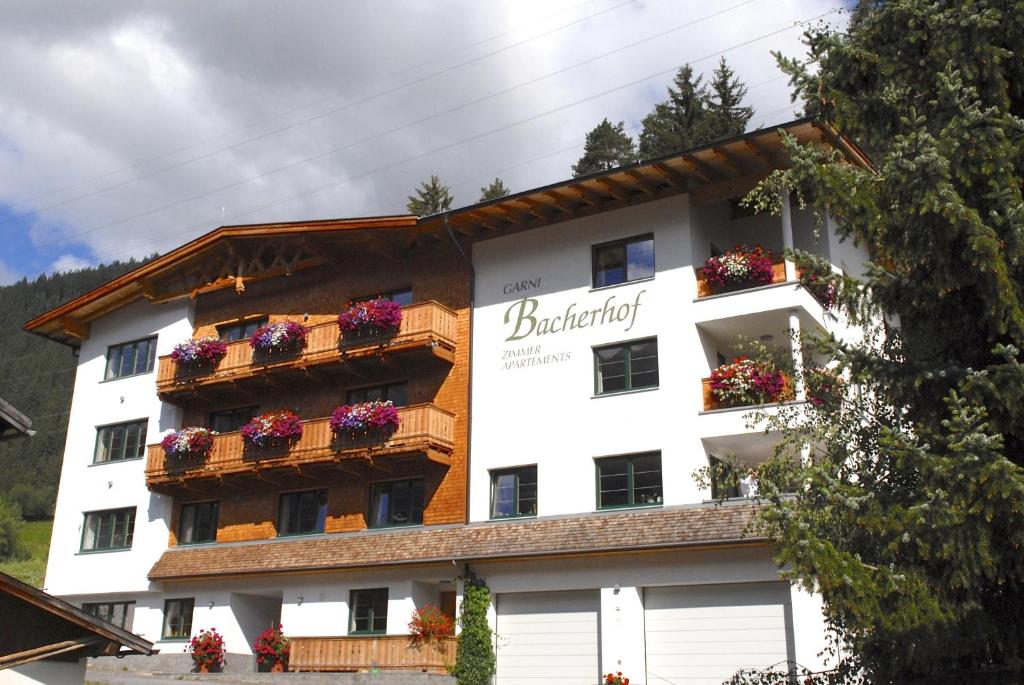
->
254, 624, 289, 673
170, 336, 228, 371
188, 628, 225, 673
799, 263, 839, 309
249, 321, 308, 356
241, 410, 303, 448
161, 427, 216, 459
709, 356, 786, 407
703, 245, 775, 293
330, 400, 401, 442
337, 299, 403, 343
806, 367, 843, 408
408, 605, 454, 646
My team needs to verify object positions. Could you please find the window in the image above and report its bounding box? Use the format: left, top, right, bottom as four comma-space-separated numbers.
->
350, 588, 388, 634
369, 479, 424, 528
81, 508, 136, 551
162, 598, 194, 640
105, 337, 157, 380
347, 382, 407, 407
209, 406, 259, 433
594, 338, 659, 395
83, 601, 135, 630
178, 501, 219, 544
592, 234, 654, 288
217, 317, 268, 342
94, 420, 147, 463
490, 466, 538, 519
278, 490, 328, 536
596, 452, 663, 509
355, 288, 413, 306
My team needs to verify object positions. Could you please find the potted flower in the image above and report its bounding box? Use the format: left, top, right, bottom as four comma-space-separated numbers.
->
160, 427, 216, 459
806, 367, 843, 408
249, 320, 308, 356
187, 627, 225, 673
408, 604, 454, 647
604, 673, 630, 685
254, 624, 289, 673
330, 400, 400, 442
709, 356, 787, 408
703, 245, 775, 293
241, 410, 303, 448
799, 263, 839, 309
171, 336, 228, 373
337, 298, 403, 343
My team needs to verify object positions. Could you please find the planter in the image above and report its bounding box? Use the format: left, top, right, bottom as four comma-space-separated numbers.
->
337, 300, 403, 341
249, 321, 309, 357
329, 401, 401, 443
340, 325, 398, 348
271, 660, 286, 673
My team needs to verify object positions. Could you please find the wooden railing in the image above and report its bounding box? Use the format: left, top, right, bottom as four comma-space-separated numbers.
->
145, 403, 454, 487
695, 256, 787, 298
155, 301, 458, 397
702, 374, 795, 411
289, 635, 457, 674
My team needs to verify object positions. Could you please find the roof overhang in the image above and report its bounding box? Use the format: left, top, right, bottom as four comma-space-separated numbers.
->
0, 397, 34, 441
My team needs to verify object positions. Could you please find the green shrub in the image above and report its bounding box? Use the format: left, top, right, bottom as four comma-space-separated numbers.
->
453, 573, 495, 685
0, 497, 28, 562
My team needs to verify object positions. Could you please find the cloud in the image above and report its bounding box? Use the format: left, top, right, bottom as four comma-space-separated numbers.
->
50, 253, 93, 274
0, 0, 844, 276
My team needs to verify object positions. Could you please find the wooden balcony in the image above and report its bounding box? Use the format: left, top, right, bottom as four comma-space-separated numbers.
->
289, 635, 457, 674
155, 301, 458, 400
702, 374, 795, 411
145, 403, 454, 492
695, 256, 787, 298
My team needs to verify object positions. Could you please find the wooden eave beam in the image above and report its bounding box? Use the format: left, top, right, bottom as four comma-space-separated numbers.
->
681, 155, 717, 183
517, 197, 556, 221
497, 205, 532, 226
624, 169, 661, 194
61, 315, 90, 341
595, 178, 632, 201
569, 183, 605, 207
744, 139, 782, 169
652, 163, 691, 188
690, 173, 768, 207
544, 190, 580, 214
0, 636, 106, 669
712, 147, 745, 176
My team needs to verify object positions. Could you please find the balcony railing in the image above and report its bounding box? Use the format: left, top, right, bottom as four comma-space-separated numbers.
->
695, 255, 787, 298
145, 403, 454, 490
289, 635, 457, 674
155, 301, 458, 399
702, 374, 795, 411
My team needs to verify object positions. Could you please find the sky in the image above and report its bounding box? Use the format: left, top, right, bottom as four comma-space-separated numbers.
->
0, 0, 847, 284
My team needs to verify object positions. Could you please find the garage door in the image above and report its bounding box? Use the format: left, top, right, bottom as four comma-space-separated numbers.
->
645, 582, 792, 684
495, 589, 600, 685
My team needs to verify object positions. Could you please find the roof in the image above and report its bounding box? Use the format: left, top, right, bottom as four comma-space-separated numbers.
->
0, 571, 154, 669
0, 396, 34, 441
149, 502, 760, 581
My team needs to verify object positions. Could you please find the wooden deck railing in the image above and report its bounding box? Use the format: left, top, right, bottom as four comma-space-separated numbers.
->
695, 256, 787, 298
145, 403, 454, 488
702, 374, 795, 411
289, 635, 457, 674
155, 301, 458, 397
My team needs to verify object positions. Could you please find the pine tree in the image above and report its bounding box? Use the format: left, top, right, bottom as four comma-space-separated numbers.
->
406, 175, 454, 215
730, 2, 1024, 682
638, 64, 710, 158
478, 177, 510, 202
704, 57, 753, 141
571, 118, 637, 178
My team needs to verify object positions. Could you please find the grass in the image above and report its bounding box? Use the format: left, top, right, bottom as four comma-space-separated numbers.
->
0, 519, 52, 587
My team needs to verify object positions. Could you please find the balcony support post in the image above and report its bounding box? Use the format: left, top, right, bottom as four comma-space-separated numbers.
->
788, 309, 807, 403
780, 189, 796, 282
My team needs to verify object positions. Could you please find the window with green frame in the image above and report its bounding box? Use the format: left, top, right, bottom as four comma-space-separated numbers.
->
162, 598, 194, 640
216, 317, 268, 342
347, 382, 407, 407
277, 490, 328, 536
94, 419, 147, 463
178, 501, 219, 544
369, 479, 424, 528
592, 233, 655, 288
595, 452, 663, 509
350, 588, 388, 634
81, 508, 136, 551
83, 600, 135, 630
490, 466, 538, 519
594, 338, 659, 395
104, 337, 157, 380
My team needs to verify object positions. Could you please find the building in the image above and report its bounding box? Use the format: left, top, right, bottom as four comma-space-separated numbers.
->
26, 118, 871, 683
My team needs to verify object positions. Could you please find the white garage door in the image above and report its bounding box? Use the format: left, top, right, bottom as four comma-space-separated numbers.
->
495, 589, 600, 685
645, 582, 792, 685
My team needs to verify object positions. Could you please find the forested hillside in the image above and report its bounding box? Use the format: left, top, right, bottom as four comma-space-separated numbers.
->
0, 258, 154, 519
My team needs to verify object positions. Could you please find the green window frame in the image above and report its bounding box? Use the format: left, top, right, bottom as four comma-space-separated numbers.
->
594, 338, 659, 395
277, 489, 328, 536
209, 406, 259, 433
369, 479, 424, 528
353, 287, 413, 306
162, 598, 194, 640
347, 382, 408, 407
595, 452, 663, 510
592, 233, 655, 288
80, 508, 136, 552
82, 601, 135, 630
94, 419, 148, 463
178, 501, 219, 544
349, 588, 388, 635
490, 466, 538, 519
216, 317, 268, 342
104, 337, 157, 380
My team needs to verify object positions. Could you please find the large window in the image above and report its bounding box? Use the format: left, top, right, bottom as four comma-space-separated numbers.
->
350, 588, 388, 635
490, 466, 538, 519
594, 338, 659, 395
592, 234, 655, 288
278, 490, 328, 536
178, 501, 219, 544
217, 317, 268, 342
94, 420, 147, 463
209, 406, 259, 433
347, 382, 407, 407
596, 452, 663, 509
105, 337, 157, 380
369, 479, 424, 528
162, 598, 194, 640
83, 601, 135, 630
81, 508, 136, 552
355, 288, 413, 306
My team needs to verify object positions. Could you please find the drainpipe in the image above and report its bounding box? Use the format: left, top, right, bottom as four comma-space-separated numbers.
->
443, 213, 475, 525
